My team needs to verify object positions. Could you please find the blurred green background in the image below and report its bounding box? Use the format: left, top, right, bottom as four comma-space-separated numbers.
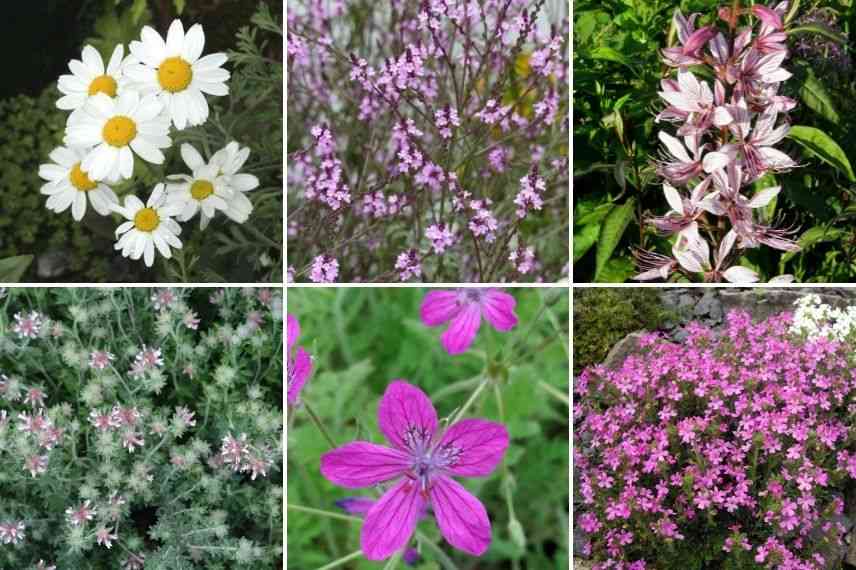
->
286, 288, 570, 570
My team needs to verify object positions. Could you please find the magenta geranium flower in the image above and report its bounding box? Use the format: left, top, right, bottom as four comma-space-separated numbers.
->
420, 289, 517, 355
336, 497, 423, 565
321, 381, 509, 560
287, 314, 312, 405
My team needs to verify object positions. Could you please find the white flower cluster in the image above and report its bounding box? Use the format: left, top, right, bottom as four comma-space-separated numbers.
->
790, 294, 856, 342
37, 21, 259, 267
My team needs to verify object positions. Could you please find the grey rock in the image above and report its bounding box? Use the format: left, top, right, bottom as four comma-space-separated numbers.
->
602, 331, 647, 369
36, 250, 70, 279
573, 525, 590, 559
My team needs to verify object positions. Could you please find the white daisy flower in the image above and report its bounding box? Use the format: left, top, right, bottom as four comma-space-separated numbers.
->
112, 184, 183, 267
210, 142, 260, 223
65, 91, 171, 182
57, 45, 126, 112
165, 143, 234, 229
38, 146, 119, 221
125, 19, 230, 130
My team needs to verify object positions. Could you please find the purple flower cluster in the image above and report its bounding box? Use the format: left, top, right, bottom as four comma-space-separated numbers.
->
287, 0, 569, 282
636, 2, 800, 283
575, 310, 856, 569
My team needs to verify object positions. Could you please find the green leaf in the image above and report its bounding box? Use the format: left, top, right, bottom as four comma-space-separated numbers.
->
574, 201, 613, 227
0, 255, 33, 282
595, 198, 636, 281
589, 46, 633, 69
594, 256, 636, 283
173, 0, 186, 14
573, 223, 600, 263
788, 24, 848, 45
782, 226, 846, 262
788, 126, 856, 182
798, 70, 839, 124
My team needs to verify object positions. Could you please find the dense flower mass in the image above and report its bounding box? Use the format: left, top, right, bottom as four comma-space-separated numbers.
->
574, 308, 856, 569
37, 19, 262, 269
635, 2, 799, 283
287, 0, 569, 282
0, 288, 282, 568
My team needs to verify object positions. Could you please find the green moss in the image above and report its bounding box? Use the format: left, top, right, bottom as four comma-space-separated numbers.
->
0, 84, 111, 282
573, 288, 671, 373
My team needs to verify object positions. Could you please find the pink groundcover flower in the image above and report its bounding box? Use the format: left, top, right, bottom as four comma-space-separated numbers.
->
287, 314, 312, 405
420, 289, 518, 355
321, 381, 509, 560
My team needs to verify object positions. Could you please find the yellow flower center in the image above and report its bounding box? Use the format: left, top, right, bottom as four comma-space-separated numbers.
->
157, 57, 193, 93
88, 75, 118, 97
190, 180, 214, 201
69, 163, 97, 192
102, 116, 137, 147
133, 207, 160, 232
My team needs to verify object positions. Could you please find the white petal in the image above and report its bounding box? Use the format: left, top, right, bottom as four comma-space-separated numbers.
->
81, 45, 105, 75
747, 186, 781, 208
702, 151, 731, 173
181, 144, 205, 170
663, 183, 685, 215
659, 131, 692, 163
182, 24, 205, 63
723, 266, 759, 283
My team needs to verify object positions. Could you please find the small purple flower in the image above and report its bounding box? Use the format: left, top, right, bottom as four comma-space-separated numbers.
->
287, 314, 312, 405
336, 497, 423, 565
420, 289, 518, 355
321, 381, 509, 560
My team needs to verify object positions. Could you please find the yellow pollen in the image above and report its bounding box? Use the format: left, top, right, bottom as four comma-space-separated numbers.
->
133, 207, 160, 232
157, 57, 193, 93
69, 163, 97, 192
102, 116, 137, 147
190, 180, 214, 201
88, 75, 118, 97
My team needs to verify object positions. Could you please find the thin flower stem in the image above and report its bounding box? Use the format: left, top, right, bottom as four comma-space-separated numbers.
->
314, 550, 364, 570
538, 380, 570, 406
415, 531, 460, 570
449, 376, 489, 425
303, 400, 337, 449
286, 504, 361, 523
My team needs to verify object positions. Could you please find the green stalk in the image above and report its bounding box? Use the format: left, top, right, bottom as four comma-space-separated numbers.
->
314, 550, 364, 570
286, 504, 361, 523
303, 400, 337, 449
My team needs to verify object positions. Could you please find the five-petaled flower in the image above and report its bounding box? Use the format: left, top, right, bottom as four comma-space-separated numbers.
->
420, 289, 518, 354
321, 381, 509, 560
287, 314, 312, 405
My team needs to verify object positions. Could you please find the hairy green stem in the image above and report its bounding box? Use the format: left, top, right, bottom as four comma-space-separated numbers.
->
314, 550, 364, 570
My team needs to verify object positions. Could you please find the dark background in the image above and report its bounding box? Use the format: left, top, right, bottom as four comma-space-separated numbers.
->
1, 0, 282, 99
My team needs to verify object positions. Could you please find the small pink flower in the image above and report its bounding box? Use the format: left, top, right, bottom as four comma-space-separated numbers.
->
36, 561, 56, 570
0, 521, 25, 544
420, 289, 518, 355
121, 430, 145, 452
151, 288, 177, 311
310, 255, 339, 283
23, 387, 47, 407
13, 311, 43, 339
89, 350, 115, 370
96, 526, 118, 549
66, 500, 97, 526
173, 406, 196, 427
89, 409, 119, 431
220, 433, 250, 469
287, 314, 312, 405
130, 346, 163, 376
321, 381, 509, 560
23, 454, 48, 477
183, 311, 200, 330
